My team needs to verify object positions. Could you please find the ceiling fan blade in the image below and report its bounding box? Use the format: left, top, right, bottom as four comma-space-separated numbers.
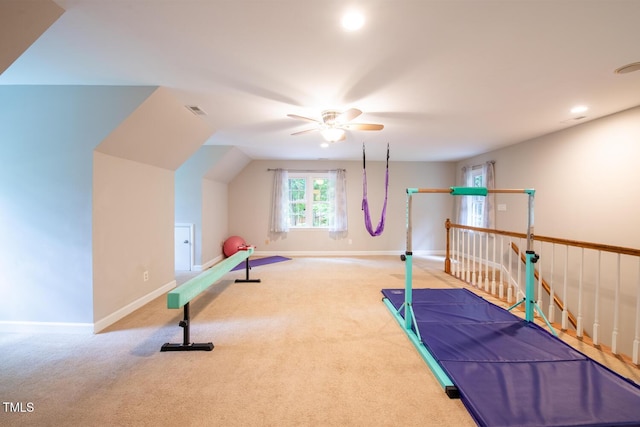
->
291, 128, 320, 136
341, 123, 384, 131
336, 108, 362, 123
287, 114, 320, 123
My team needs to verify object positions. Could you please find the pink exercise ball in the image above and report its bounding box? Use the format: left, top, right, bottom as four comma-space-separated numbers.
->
223, 236, 246, 257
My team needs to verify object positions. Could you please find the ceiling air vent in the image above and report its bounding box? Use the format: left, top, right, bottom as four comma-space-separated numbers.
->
186, 105, 207, 116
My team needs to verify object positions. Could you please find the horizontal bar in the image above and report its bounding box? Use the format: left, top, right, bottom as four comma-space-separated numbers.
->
407, 187, 534, 195
451, 186, 487, 196
267, 168, 345, 173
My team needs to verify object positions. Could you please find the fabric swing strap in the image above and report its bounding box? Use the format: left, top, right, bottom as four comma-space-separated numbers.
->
362, 143, 389, 237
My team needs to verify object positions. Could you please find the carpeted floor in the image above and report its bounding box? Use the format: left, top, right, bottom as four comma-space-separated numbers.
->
0, 256, 637, 426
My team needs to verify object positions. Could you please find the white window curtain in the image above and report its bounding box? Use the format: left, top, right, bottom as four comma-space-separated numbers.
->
328, 169, 348, 239
457, 166, 472, 225
270, 168, 289, 235
482, 161, 496, 228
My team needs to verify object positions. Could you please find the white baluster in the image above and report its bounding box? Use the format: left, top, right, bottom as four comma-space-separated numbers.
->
455, 227, 460, 277
456, 227, 461, 278
507, 240, 514, 303
537, 242, 543, 315
460, 229, 464, 278
593, 251, 601, 346
516, 238, 522, 303
499, 236, 505, 299
612, 254, 620, 355
472, 231, 477, 286
491, 232, 497, 295
479, 232, 484, 288
485, 232, 490, 291
577, 248, 584, 338
465, 231, 471, 283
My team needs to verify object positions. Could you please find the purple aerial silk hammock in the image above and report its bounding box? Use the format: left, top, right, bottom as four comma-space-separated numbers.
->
362, 144, 389, 236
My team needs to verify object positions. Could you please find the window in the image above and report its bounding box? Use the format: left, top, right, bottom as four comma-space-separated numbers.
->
469, 166, 485, 227
459, 161, 494, 229
287, 173, 331, 228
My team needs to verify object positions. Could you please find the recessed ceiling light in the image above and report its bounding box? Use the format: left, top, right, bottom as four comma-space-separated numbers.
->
614, 62, 640, 74
342, 11, 364, 31
570, 105, 588, 114
320, 142, 329, 148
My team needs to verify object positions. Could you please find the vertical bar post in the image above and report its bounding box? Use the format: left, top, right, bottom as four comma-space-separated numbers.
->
182, 302, 190, 345
525, 251, 537, 322
524, 189, 538, 322
405, 191, 414, 330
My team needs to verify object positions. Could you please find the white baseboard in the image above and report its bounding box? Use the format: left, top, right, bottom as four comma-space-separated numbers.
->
93, 279, 176, 333
253, 250, 445, 257
0, 280, 177, 335
0, 320, 94, 334
194, 255, 222, 271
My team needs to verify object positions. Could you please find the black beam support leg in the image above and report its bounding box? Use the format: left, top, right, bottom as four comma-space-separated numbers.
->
235, 257, 261, 283
160, 302, 214, 352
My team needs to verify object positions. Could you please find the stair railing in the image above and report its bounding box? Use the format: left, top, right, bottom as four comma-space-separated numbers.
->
444, 218, 640, 365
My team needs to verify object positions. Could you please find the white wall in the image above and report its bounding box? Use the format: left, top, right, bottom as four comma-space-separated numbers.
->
93, 152, 175, 323
0, 85, 155, 328
175, 146, 239, 268
459, 105, 640, 248
202, 178, 227, 266
229, 159, 457, 255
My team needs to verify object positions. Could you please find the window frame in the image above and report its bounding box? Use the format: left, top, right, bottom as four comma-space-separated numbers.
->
287, 172, 332, 230
468, 166, 485, 228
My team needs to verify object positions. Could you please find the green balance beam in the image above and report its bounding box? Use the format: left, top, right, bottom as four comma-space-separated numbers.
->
167, 247, 254, 309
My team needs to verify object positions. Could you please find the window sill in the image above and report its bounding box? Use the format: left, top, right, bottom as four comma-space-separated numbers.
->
289, 227, 329, 232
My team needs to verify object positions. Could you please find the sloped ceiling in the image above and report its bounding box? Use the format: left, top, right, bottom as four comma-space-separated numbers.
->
0, 0, 63, 74
2, 0, 640, 161
96, 86, 215, 170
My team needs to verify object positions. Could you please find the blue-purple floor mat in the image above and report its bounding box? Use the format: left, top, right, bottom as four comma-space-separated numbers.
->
231, 255, 291, 271
381, 288, 640, 427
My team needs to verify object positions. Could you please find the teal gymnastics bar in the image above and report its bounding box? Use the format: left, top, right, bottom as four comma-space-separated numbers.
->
383, 186, 552, 397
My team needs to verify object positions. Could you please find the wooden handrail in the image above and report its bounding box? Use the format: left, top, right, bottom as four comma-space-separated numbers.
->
445, 220, 640, 257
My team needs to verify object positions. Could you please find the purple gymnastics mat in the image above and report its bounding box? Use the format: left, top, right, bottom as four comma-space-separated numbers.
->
381, 288, 640, 427
231, 255, 291, 271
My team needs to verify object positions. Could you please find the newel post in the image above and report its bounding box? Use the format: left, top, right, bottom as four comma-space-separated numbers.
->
445, 218, 451, 274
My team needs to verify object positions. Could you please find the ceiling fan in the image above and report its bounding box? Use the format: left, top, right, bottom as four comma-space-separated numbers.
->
287, 108, 384, 142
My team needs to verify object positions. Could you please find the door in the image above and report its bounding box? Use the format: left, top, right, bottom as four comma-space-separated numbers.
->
174, 224, 193, 271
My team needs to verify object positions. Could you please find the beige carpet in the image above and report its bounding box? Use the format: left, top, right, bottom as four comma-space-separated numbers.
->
0, 256, 637, 426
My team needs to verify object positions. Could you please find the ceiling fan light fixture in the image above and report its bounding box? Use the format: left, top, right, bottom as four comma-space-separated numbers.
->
321, 127, 346, 142
614, 62, 640, 74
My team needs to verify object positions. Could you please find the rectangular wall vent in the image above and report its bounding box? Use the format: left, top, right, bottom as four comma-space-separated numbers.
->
186, 105, 207, 116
